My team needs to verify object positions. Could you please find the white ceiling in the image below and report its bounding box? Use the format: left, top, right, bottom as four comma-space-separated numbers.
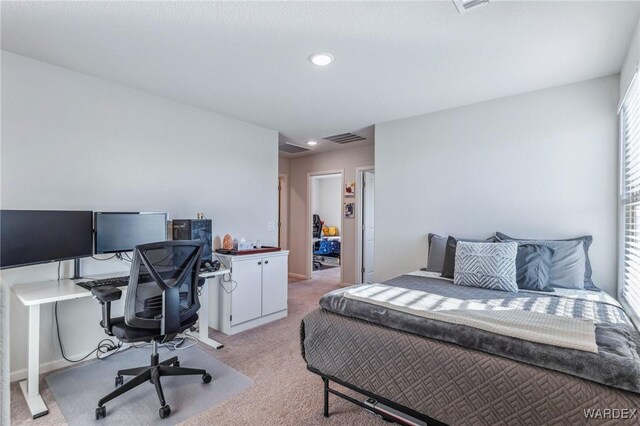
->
2, 1, 639, 157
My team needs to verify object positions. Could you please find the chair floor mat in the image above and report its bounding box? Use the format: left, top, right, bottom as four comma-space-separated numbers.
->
45, 345, 253, 425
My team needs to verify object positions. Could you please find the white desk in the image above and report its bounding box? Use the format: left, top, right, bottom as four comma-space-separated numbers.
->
195, 269, 230, 349
11, 268, 230, 419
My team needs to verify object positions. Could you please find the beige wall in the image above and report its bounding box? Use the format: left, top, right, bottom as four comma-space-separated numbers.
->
278, 155, 290, 249
288, 145, 375, 283
278, 155, 290, 175
375, 76, 619, 295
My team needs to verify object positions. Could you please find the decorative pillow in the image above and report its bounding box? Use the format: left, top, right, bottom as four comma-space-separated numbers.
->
441, 235, 497, 278
516, 244, 555, 292
453, 242, 519, 292
426, 233, 447, 273
496, 232, 589, 290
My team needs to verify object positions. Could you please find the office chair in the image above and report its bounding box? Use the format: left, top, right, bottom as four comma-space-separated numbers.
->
91, 240, 212, 420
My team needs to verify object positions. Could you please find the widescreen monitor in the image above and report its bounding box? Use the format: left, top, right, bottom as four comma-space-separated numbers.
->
0, 210, 93, 269
94, 212, 167, 254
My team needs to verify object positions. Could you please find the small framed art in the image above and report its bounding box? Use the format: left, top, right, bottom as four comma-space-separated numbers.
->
344, 202, 355, 218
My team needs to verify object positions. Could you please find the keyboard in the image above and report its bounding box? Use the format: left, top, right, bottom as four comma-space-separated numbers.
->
77, 276, 131, 291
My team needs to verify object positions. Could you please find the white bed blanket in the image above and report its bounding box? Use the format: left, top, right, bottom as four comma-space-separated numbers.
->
344, 283, 598, 353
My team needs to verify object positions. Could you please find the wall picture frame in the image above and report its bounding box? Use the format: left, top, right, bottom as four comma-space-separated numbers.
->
345, 181, 356, 197
344, 202, 355, 218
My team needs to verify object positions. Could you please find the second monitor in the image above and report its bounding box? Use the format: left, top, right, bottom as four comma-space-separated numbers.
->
94, 212, 168, 254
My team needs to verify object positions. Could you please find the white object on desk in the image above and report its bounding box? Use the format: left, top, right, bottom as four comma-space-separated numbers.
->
11, 269, 228, 419
213, 250, 289, 335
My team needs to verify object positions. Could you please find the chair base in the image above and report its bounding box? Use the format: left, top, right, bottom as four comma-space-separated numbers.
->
95, 342, 212, 420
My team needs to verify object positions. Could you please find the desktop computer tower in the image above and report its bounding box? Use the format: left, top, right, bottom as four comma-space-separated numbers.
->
172, 219, 212, 261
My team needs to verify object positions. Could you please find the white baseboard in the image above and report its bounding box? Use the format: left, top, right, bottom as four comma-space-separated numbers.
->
10, 343, 135, 383
288, 273, 307, 280
10, 352, 96, 383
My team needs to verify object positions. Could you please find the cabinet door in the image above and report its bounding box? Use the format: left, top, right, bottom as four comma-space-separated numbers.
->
230, 258, 263, 325
261, 254, 288, 315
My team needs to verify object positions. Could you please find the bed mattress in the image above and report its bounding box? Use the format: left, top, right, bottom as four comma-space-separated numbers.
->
300, 274, 640, 425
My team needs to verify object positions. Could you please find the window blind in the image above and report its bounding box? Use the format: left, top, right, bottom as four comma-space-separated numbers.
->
621, 71, 640, 321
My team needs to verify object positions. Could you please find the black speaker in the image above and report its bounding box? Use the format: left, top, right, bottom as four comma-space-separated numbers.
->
172, 219, 212, 261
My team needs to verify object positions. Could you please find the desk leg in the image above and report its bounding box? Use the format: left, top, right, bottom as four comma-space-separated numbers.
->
198, 278, 224, 350
19, 304, 48, 418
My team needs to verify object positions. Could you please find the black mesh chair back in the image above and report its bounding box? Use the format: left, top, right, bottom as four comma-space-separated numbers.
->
313, 214, 322, 238
124, 240, 203, 340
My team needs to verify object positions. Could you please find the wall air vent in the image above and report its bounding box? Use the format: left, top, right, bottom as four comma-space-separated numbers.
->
279, 142, 310, 154
323, 132, 367, 144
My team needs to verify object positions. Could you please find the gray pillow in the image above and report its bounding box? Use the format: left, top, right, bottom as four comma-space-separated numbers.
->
453, 241, 519, 292
496, 232, 598, 291
426, 233, 447, 273
516, 244, 555, 292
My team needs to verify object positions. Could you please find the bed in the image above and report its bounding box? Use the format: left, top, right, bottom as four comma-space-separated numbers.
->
300, 271, 640, 425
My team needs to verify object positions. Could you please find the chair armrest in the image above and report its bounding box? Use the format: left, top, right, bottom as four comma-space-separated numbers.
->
91, 286, 121, 337
91, 286, 122, 303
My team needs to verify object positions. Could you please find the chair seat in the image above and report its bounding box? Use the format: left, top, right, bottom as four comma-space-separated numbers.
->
102, 314, 199, 343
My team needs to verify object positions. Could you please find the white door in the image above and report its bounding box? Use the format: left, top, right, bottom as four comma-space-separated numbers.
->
262, 254, 288, 315
363, 170, 375, 283
230, 258, 263, 325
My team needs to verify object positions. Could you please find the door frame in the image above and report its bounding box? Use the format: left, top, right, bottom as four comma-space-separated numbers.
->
355, 166, 375, 284
306, 169, 344, 282
278, 174, 288, 249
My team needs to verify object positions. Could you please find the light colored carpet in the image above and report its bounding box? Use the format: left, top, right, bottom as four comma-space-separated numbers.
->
45, 346, 253, 425
11, 267, 385, 425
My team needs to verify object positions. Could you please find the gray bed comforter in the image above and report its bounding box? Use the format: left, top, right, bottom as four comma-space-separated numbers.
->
320, 274, 640, 394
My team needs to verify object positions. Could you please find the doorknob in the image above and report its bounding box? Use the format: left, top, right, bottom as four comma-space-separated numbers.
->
264, 260, 269, 264
258, 261, 262, 265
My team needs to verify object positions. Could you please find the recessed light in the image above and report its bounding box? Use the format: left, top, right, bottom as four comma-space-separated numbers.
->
309, 53, 334, 66
307, 140, 318, 146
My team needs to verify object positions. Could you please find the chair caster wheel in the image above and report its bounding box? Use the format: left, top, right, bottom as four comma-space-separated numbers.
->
159, 404, 171, 419
172, 360, 180, 367
115, 375, 124, 387
95, 406, 106, 420
202, 373, 212, 384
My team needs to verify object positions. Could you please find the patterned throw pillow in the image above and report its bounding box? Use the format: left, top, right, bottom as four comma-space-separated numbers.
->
454, 241, 519, 292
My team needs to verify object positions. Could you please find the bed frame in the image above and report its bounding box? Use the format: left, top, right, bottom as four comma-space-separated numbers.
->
307, 367, 447, 426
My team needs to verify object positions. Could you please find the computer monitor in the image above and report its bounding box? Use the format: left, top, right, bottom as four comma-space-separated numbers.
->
0, 210, 93, 269
94, 212, 168, 254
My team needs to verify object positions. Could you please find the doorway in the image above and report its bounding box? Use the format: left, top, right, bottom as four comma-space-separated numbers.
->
356, 167, 375, 283
308, 170, 344, 282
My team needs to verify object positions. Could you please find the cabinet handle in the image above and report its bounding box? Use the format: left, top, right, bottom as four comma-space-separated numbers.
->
258, 261, 262, 265
265, 260, 269, 264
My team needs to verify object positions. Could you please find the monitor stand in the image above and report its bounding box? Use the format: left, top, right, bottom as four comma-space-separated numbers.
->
72, 258, 82, 280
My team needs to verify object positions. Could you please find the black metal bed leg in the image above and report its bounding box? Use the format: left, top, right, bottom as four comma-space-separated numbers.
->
323, 377, 329, 418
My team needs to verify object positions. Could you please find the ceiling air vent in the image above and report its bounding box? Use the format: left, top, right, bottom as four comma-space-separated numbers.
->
323, 132, 367, 144
279, 142, 310, 154
453, 0, 490, 13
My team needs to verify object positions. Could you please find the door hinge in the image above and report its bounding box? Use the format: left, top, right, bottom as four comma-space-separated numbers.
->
230, 315, 233, 322
362, 267, 365, 273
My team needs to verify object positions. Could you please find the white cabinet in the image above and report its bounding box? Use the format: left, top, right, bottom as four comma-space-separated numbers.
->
261, 254, 288, 315
212, 250, 288, 335
230, 257, 263, 325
